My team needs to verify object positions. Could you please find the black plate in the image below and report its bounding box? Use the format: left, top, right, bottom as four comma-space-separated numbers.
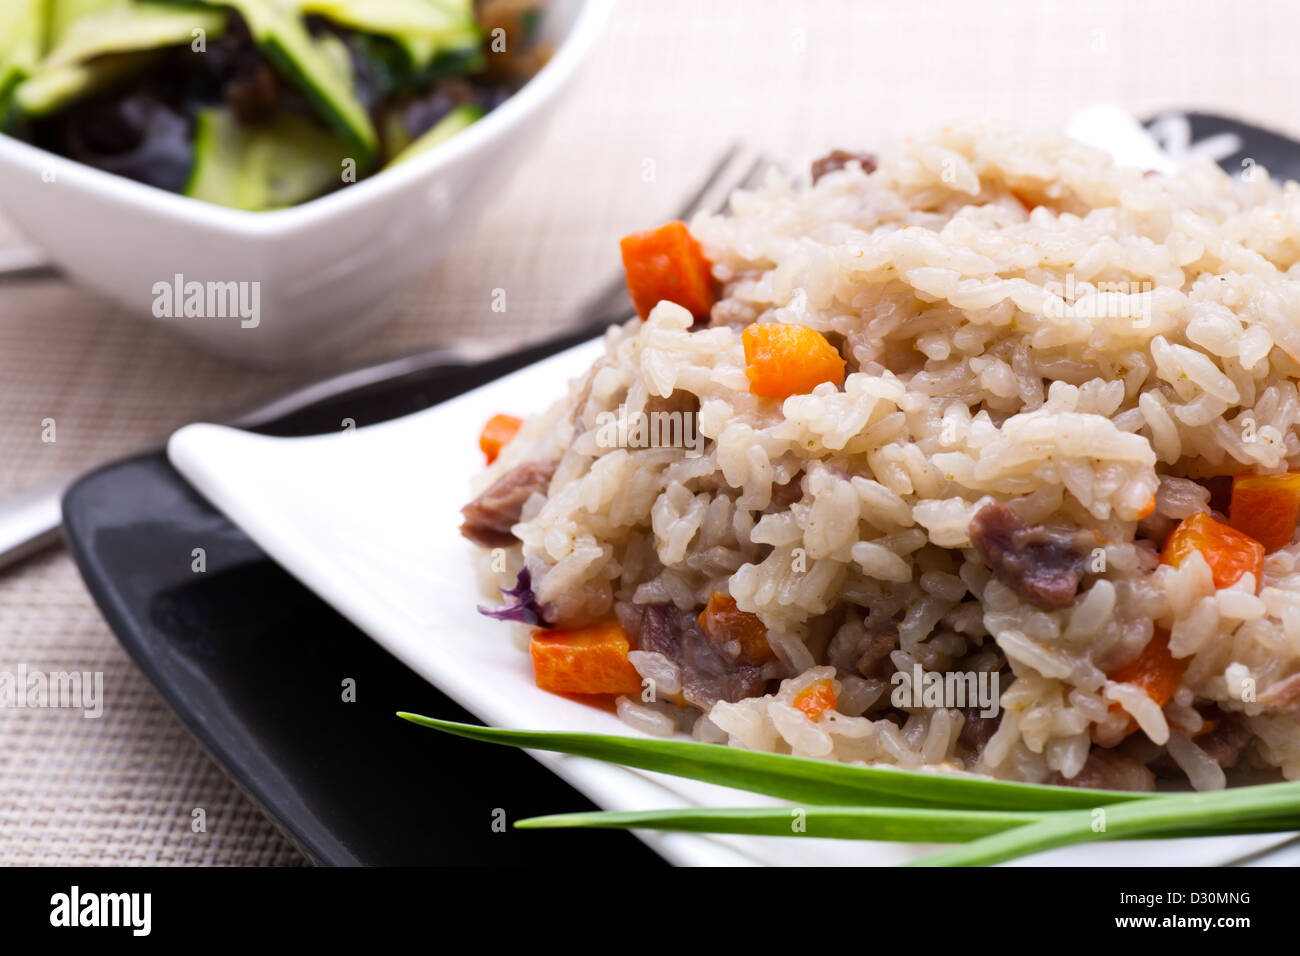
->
61, 112, 1300, 867
1142, 110, 1300, 183
62, 459, 662, 868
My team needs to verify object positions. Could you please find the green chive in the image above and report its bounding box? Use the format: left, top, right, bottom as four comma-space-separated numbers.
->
516, 804, 1042, 842
911, 780, 1300, 866
397, 714, 1146, 810
399, 715, 1300, 865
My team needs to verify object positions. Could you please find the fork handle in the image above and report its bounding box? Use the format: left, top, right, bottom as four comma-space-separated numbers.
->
0, 475, 70, 570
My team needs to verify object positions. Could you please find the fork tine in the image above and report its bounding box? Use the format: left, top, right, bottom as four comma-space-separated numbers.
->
670, 140, 744, 220
736, 153, 774, 192
678, 146, 772, 220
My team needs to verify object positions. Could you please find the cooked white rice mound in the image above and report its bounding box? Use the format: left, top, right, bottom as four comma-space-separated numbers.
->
470, 124, 1300, 791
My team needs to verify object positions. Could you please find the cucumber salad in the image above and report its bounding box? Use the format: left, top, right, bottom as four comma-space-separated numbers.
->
0, 0, 546, 210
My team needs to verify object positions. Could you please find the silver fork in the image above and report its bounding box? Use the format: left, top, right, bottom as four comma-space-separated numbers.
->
0, 143, 775, 571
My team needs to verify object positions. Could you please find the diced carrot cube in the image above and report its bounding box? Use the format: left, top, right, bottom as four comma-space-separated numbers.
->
742, 323, 847, 400
1108, 628, 1187, 709
1137, 495, 1156, 520
529, 621, 644, 696
619, 221, 716, 321
1160, 511, 1264, 591
1228, 472, 1300, 552
698, 591, 773, 665
479, 413, 524, 465
793, 678, 837, 720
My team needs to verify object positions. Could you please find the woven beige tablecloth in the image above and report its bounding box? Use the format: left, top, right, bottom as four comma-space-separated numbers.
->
3, 0, 1300, 866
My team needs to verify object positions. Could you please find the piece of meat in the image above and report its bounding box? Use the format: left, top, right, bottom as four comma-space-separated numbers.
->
768, 472, 804, 510
459, 460, 557, 547
1195, 713, 1252, 768
958, 706, 1001, 752
1196, 475, 1234, 517
855, 629, 898, 679
1259, 672, 1300, 711
567, 359, 605, 433
617, 602, 767, 708
968, 501, 1094, 610
1047, 748, 1155, 791
811, 149, 878, 183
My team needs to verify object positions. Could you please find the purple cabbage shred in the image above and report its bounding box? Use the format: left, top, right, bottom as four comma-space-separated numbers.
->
477, 568, 548, 626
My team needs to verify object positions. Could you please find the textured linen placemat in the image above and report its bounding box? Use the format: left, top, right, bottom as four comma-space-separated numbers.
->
2, 0, 1299, 866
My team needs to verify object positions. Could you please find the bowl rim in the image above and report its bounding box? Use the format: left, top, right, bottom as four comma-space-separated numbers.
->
0, 0, 611, 239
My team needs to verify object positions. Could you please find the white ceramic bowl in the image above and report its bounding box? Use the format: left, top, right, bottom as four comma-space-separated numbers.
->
0, 0, 609, 365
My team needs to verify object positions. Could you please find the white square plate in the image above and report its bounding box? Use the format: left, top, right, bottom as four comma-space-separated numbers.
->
168, 340, 1299, 866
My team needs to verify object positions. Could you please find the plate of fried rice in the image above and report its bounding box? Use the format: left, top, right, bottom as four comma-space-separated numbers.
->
169, 114, 1300, 865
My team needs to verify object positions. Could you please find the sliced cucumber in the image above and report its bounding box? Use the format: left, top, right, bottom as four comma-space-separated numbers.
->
185, 105, 353, 210
384, 101, 480, 169
48, 0, 121, 46
298, 0, 479, 67
0, 0, 49, 119
397, 28, 479, 70
299, 0, 471, 36
14, 51, 158, 116
204, 0, 377, 163
9, 1, 220, 118
43, 2, 228, 69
